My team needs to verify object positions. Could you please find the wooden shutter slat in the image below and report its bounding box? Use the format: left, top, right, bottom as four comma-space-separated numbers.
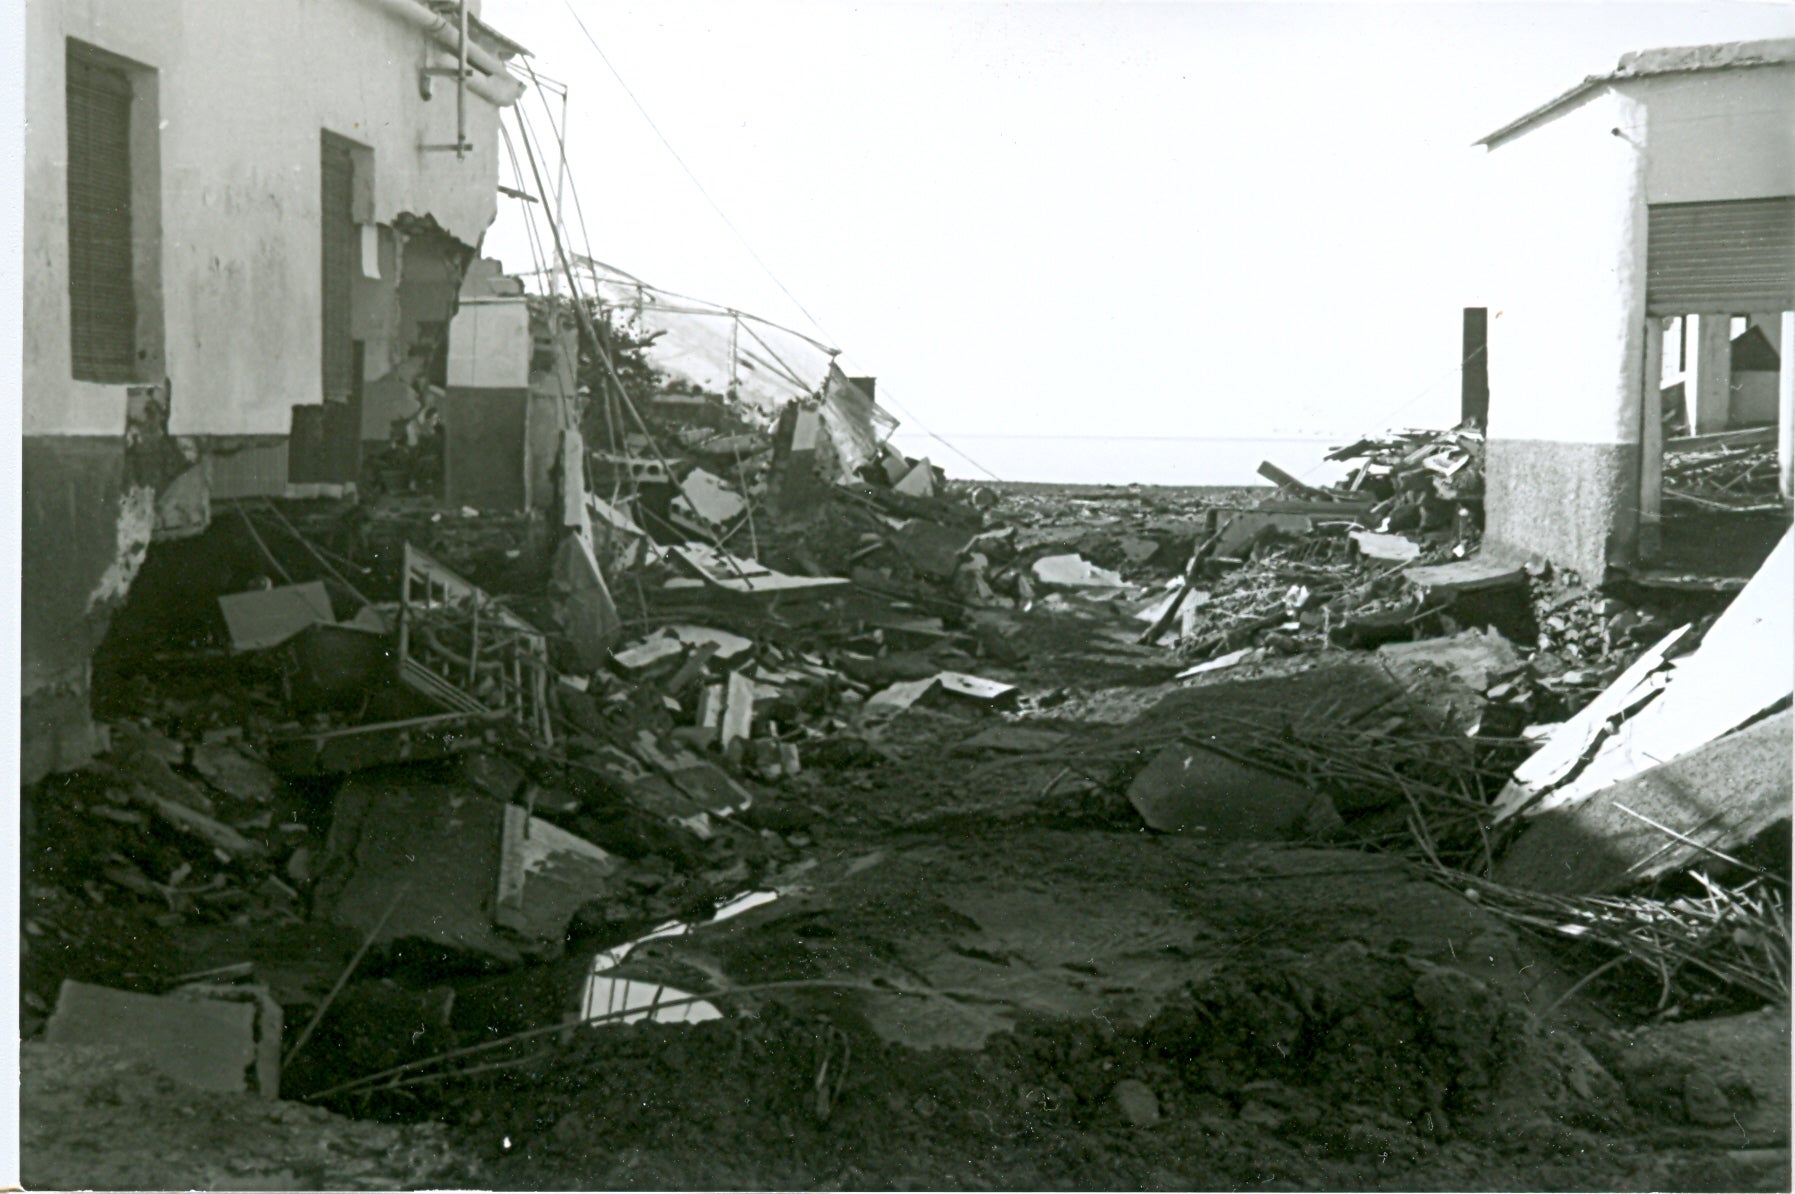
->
66, 47, 136, 381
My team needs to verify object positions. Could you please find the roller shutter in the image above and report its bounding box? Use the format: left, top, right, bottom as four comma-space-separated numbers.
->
1647, 197, 1795, 315
66, 49, 136, 382
320, 134, 356, 401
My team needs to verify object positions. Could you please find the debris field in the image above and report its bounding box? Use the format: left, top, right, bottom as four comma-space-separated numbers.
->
20, 308, 1793, 1193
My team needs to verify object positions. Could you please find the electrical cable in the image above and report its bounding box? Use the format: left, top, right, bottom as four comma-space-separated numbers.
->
550, 11, 1006, 481
559, 0, 833, 342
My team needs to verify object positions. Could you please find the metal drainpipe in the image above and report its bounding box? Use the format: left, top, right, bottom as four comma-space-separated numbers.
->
367, 0, 525, 107
455, 0, 468, 157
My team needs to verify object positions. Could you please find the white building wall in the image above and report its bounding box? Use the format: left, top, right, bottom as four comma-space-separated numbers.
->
1483, 87, 1650, 450
1638, 66, 1795, 204
24, 0, 508, 440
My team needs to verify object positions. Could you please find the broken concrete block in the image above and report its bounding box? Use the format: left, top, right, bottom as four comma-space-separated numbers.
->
312, 773, 522, 967
461, 751, 529, 803
190, 743, 281, 805
720, 671, 757, 752
1404, 556, 1527, 594
494, 804, 619, 948
611, 635, 689, 677
1127, 746, 1343, 840
892, 519, 976, 581
550, 532, 623, 671
893, 458, 936, 497
864, 677, 939, 716
1350, 529, 1423, 562
1031, 554, 1125, 590
935, 671, 1018, 705
45, 980, 268, 1096
1211, 512, 1315, 558
1118, 537, 1161, 566
678, 468, 748, 525
1376, 627, 1519, 695
666, 624, 754, 663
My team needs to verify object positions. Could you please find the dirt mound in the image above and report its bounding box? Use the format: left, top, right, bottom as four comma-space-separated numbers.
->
424, 946, 1643, 1191
21, 1042, 476, 1191
1008, 941, 1623, 1141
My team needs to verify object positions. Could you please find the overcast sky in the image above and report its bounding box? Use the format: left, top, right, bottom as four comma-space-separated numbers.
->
482, 1, 1795, 481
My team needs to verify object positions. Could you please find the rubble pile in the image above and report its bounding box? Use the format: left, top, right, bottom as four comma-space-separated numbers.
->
1664, 429, 1786, 513
23, 261, 1789, 1190
1257, 422, 1486, 548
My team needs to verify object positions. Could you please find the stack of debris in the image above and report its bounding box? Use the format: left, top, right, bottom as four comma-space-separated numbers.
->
1663, 426, 1786, 514
1266, 422, 1486, 550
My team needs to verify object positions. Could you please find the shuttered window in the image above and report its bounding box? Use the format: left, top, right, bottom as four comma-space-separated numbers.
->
66, 47, 136, 382
1647, 197, 1795, 315
320, 134, 357, 401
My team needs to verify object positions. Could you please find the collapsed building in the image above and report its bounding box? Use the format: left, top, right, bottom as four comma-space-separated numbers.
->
22, 0, 530, 780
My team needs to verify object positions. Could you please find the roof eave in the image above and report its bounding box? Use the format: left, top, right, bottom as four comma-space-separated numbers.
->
1474, 76, 1603, 149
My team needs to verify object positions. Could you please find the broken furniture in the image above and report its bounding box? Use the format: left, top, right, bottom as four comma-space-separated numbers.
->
397, 544, 555, 746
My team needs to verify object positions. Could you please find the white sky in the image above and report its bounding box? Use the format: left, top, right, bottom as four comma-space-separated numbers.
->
481, 0, 1795, 480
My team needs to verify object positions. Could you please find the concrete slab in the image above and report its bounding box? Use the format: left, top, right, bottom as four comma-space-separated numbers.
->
1127, 746, 1343, 840
954, 725, 1069, 754
46, 981, 260, 1095
312, 773, 520, 966
217, 582, 334, 652
1376, 628, 1520, 694
1494, 710, 1792, 894
1404, 556, 1527, 593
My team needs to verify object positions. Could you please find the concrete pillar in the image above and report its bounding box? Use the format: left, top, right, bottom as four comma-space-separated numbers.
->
1684, 314, 1733, 435
1461, 308, 1489, 428
1639, 318, 1664, 560
1780, 310, 1793, 499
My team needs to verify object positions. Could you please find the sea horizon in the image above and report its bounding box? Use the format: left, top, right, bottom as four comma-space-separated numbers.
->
888, 432, 1360, 489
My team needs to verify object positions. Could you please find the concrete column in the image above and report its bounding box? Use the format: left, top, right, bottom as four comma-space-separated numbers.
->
1639, 318, 1664, 560
1684, 314, 1733, 435
1780, 310, 1793, 499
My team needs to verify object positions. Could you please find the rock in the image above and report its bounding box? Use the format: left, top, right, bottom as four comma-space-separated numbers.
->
1683, 1070, 1734, 1127
190, 743, 282, 804
1127, 746, 1343, 841
1110, 1079, 1160, 1126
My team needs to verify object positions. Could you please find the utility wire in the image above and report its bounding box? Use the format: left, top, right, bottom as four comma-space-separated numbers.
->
553, 7, 1005, 482
559, 0, 831, 341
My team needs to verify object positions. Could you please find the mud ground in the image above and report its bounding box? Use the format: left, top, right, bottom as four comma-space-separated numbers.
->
20, 531, 1791, 1192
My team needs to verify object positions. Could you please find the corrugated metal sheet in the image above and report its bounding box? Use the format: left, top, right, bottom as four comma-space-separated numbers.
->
1647, 197, 1795, 315
66, 49, 136, 382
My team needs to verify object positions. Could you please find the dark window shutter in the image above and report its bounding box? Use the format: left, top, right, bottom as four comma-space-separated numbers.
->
66, 49, 136, 382
320, 135, 357, 401
1647, 197, 1795, 315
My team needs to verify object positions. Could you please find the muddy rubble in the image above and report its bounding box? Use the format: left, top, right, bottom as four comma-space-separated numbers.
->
21, 344, 1792, 1193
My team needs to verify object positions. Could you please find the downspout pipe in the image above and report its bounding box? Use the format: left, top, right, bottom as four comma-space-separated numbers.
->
366, 0, 527, 106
